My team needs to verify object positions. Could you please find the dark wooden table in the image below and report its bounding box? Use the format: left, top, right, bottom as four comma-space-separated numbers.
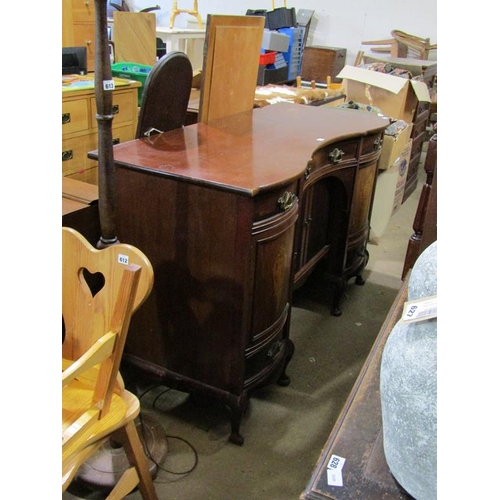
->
88, 102, 388, 445
301, 276, 413, 499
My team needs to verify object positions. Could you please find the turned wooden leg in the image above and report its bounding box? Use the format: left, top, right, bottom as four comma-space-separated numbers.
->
277, 339, 294, 387
331, 277, 345, 316
227, 393, 249, 446
355, 273, 366, 286
355, 248, 369, 285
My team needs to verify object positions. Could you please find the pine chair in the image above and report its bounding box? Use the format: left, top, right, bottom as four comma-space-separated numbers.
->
62, 227, 157, 499
135, 51, 193, 138
362, 29, 437, 60
169, 0, 203, 29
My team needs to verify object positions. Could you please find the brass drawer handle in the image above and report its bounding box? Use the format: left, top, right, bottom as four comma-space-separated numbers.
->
266, 341, 283, 360
62, 150, 73, 161
277, 191, 297, 212
62, 113, 71, 124
112, 104, 119, 115
304, 164, 312, 180
328, 148, 344, 164
374, 137, 383, 150
112, 138, 120, 145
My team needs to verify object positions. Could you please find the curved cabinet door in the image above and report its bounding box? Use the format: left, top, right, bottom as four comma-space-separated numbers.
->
250, 196, 298, 343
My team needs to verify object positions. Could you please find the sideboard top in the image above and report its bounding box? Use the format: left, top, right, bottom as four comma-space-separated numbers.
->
98, 103, 389, 195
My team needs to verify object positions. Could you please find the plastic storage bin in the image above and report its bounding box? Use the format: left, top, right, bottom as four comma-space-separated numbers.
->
277, 27, 305, 80
259, 51, 277, 66
111, 62, 152, 105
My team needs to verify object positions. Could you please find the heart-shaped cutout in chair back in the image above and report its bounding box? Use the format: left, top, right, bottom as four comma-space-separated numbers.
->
81, 268, 106, 297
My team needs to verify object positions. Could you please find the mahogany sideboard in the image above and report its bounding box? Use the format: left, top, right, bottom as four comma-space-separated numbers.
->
89, 103, 388, 444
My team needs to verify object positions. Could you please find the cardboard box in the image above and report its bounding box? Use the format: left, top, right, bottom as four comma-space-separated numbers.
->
391, 140, 412, 212
369, 140, 412, 243
361, 55, 437, 85
378, 122, 413, 170
337, 65, 430, 123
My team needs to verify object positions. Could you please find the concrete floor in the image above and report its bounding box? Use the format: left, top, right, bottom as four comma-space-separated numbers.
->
64, 155, 426, 500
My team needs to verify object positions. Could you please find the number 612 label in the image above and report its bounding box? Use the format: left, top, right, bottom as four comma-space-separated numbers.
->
117, 254, 129, 265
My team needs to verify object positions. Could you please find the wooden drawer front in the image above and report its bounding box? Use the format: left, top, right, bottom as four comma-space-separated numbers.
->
71, 0, 94, 21
360, 132, 383, 160
110, 124, 136, 146
72, 24, 95, 63
65, 166, 98, 185
91, 90, 136, 129
62, 98, 89, 136
244, 326, 285, 387
310, 139, 358, 173
62, 134, 96, 176
253, 182, 298, 221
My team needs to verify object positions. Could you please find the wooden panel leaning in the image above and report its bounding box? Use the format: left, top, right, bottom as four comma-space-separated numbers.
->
62, 227, 157, 499
198, 14, 265, 124
113, 11, 157, 66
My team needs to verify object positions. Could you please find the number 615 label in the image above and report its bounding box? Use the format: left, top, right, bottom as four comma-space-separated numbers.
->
103, 79, 115, 91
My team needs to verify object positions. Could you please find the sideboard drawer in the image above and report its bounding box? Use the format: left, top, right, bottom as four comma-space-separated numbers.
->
253, 182, 298, 221
310, 139, 358, 172
244, 329, 286, 386
360, 132, 383, 159
62, 98, 89, 136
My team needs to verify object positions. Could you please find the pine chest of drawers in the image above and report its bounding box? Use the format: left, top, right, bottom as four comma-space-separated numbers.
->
62, 81, 140, 184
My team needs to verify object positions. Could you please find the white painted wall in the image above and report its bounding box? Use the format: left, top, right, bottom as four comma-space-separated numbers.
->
125, 0, 437, 65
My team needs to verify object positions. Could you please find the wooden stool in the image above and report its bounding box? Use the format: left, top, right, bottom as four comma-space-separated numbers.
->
170, 0, 203, 29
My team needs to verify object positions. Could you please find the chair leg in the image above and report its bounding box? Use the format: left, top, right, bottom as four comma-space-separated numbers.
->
107, 467, 140, 500
112, 421, 159, 500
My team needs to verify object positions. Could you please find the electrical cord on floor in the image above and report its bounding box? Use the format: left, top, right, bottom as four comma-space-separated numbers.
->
137, 384, 199, 479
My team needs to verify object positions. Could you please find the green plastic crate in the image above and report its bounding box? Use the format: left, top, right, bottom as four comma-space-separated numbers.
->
111, 62, 152, 105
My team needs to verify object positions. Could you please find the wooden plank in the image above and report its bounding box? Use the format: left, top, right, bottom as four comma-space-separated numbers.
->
62, 177, 99, 205
63, 197, 89, 216
113, 12, 157, 66
301, 276, 411, 499
198, 15, 265, 124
